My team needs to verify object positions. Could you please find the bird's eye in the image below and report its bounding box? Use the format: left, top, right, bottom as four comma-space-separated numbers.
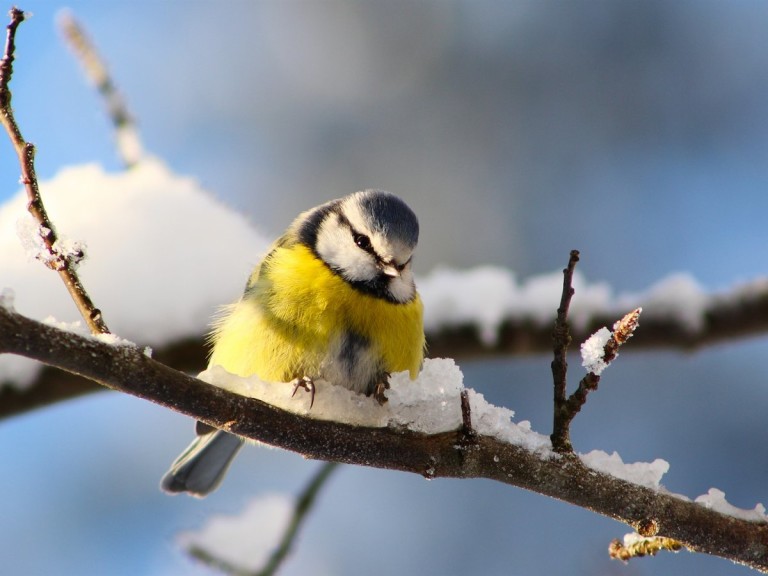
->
353, 232, 372, 252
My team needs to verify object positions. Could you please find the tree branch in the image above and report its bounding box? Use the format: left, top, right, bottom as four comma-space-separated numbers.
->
2, 305, 767, 572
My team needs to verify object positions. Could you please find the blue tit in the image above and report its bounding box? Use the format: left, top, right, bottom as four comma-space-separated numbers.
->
161, 189, 425, 496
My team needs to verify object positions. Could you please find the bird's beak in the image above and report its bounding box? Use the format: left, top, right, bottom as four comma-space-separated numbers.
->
380, 262, 400, 278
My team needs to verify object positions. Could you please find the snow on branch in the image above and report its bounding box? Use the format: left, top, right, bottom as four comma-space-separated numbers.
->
2, 304, 768, 572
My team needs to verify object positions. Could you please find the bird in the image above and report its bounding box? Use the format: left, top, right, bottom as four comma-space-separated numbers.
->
161, 189, 425, 496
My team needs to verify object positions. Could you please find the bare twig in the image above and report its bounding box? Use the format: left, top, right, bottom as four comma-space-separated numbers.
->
0, 7, 109, 335
2, 305, 767, 572
258, 462, 339, 576
58, 10, 143, 168
460, 389, 474, 440
550, 250, 580, 452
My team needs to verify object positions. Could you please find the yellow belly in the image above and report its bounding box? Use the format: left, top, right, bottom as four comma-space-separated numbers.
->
208, 244, 424, 387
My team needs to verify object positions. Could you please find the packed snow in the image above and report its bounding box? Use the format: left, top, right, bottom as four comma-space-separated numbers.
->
580, 327, 612, 375
0, 158, 270, 387
0, 287, 14, 311
201, 358, 468, 433
580, 450, 670, 489
695, 488, 768, 523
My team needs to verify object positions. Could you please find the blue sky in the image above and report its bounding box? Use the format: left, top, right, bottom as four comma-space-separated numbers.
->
3, 2, 768, 575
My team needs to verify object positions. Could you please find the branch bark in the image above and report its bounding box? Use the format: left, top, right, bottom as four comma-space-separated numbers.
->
2, 305, 767, 572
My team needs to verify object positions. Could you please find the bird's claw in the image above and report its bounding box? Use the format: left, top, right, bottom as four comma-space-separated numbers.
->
291, 376, 316, 409
373, 377, 390, 406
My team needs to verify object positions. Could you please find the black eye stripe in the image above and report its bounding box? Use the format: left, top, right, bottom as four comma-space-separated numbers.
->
353, 231, 374, 253
336, 210, 410, 269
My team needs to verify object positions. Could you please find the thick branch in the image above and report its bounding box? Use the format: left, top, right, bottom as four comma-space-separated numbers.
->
1, 305, 767, 572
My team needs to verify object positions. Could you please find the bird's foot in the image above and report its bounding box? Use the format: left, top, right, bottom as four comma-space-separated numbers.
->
373, 376, 390, 406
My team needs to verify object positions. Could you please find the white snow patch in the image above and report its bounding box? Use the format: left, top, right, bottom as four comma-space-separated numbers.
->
695, 488, 768, 523
418, 267, 614, 345
0, 356, 40, 389
0, 157, 269, 389
580, 450, 669, 489
617, 273, 708, 332
419, 266, 518, 345
178, 493, 293, 571
16, 215, 54, 265
580, 327, 612, 375
468, 389, 551, 452
94, 332, 138, 348
0, 287, 15, 310
41, 316, 87, 335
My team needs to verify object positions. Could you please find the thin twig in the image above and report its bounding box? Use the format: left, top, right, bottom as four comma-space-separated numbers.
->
550, 249, 580, 452
58, 10, 143, 168
460, 389, 474, 440
257, 462, 339, 576
554, 308, 643, 453
0, 7, 109, 335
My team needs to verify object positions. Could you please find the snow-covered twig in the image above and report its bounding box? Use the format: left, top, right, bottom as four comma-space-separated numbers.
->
0, 8, 109, 336
552, 306, 643, 452
549, 249, 642, 453
58, 10, 143, 168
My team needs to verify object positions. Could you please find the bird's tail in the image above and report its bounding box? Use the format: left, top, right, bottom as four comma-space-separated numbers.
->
161, 429, 244, 497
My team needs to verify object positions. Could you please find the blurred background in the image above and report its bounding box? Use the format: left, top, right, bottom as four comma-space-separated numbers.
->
2, 1, 768, 575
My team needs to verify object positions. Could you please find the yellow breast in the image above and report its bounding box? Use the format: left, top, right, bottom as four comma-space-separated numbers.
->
209, 244, 425, 385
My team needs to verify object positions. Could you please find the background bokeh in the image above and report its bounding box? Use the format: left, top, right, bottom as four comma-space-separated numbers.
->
2, 1, 768, 575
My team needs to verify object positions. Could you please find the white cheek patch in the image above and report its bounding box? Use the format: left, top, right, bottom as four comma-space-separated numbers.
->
316, 215, 378, 281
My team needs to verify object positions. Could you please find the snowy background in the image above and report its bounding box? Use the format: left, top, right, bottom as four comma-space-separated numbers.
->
3, 1, 768, 575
